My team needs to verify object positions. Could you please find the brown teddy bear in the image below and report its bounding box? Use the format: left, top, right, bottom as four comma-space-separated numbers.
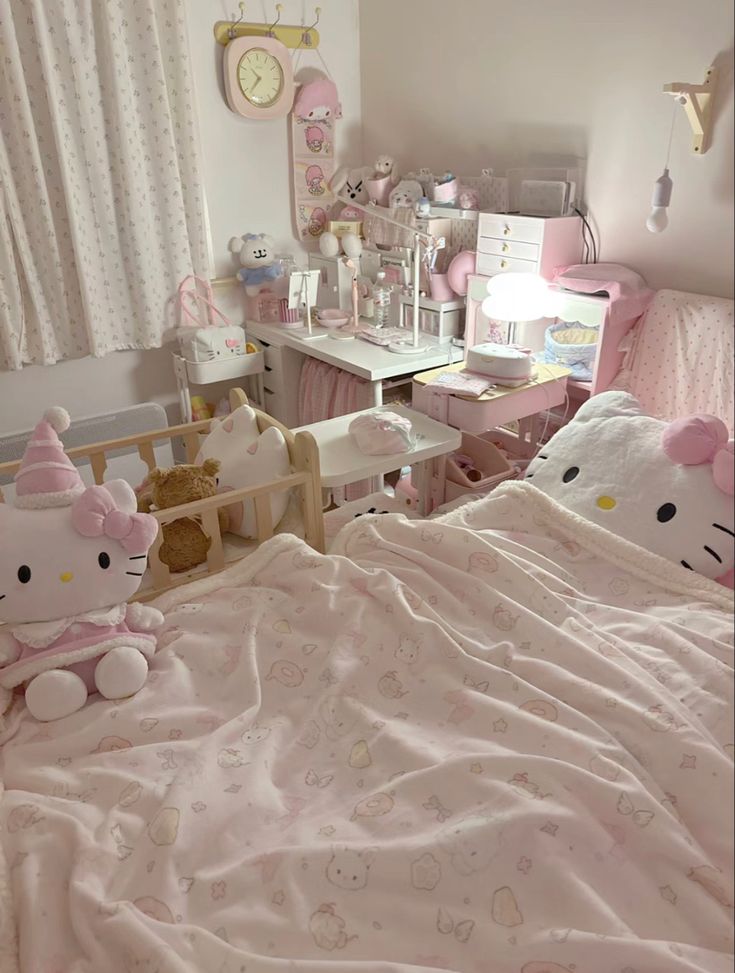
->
137, 460, 228, 573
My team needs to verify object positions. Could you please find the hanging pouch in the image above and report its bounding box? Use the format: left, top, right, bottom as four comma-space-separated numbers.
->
176, 276, 247, 363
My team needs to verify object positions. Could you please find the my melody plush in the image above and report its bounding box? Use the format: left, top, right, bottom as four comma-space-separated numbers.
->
137, 460, 227, 574
229, 233, 282, 296
525, 391, 735, 582
0, 408, 162, 722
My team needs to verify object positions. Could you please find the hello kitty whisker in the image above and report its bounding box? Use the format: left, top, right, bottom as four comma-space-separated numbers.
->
703, 545, 722, 563
126, 571, 145, 576
713, 523, 735, 538
128, 555, 147, 560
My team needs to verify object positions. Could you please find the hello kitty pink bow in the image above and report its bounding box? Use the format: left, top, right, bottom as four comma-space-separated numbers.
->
662, 414, 735, 495
71, 486, 158, 553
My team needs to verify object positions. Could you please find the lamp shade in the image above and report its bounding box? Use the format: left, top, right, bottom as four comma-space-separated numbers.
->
481, 272, 558, 321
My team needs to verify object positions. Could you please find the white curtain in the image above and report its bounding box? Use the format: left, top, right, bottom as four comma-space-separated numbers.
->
0, 0, 209, 370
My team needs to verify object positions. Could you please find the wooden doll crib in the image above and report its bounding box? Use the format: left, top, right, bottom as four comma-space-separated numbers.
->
0, 389, 325, 599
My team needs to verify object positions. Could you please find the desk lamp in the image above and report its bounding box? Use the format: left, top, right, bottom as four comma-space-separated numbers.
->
467, 273, 560, 387
480, 272, 556, 346
335, 194, 441, 356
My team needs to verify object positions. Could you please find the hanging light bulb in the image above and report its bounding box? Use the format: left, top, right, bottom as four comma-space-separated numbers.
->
646, 167, 673, 233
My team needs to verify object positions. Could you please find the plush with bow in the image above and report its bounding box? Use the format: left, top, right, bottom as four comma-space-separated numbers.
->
0, 408, 163, 721
524, 392, 735, 583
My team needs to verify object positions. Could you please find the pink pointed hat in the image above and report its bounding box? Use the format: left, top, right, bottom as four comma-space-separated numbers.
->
14, 407, 84, 509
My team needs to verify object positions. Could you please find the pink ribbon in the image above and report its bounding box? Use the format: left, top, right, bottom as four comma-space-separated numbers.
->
71, 486, 158, 553
662, 415, 734, 496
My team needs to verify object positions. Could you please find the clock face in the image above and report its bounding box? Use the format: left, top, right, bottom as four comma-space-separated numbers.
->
237, 49, 284, 108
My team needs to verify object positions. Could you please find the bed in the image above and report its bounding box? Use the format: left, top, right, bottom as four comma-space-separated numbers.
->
1, 478, 732, 972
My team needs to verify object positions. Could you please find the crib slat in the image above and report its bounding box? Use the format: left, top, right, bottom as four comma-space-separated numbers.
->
138, 441, 157, 472
89, 452, 107, 484
202, 509, 225, 572
183, 432, 200, 464
254, 494, 274, 544
147, 527, 171, 590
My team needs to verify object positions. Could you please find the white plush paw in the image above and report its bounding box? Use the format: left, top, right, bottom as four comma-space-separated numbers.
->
25, 669, 88, 722
95, 646, 149, 700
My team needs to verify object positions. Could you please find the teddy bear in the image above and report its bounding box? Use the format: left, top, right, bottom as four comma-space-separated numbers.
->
228, 234, 282, 296
138, 460, 228, 574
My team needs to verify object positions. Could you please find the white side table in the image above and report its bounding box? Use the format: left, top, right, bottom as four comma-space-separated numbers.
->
294, 405, 461, 515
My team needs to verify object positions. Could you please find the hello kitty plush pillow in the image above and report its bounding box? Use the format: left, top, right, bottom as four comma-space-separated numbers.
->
195, 405, 291, 539
524, 391, 734, 582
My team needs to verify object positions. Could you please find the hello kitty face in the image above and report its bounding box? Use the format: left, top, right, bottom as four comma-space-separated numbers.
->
395, 636, 421, 665
326, 846, 376, 890
525, 392, 734, 580
438, 814, 497, 875
0, 480, 155, 625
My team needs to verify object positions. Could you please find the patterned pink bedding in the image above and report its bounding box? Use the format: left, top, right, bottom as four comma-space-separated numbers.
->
1, 483, 732, 972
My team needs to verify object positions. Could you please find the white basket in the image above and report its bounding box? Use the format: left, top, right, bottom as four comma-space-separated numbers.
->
182, 351, 265, 385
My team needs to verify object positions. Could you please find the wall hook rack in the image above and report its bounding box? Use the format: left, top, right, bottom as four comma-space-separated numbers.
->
215, 6, 320, 49
663, 66, 717, 154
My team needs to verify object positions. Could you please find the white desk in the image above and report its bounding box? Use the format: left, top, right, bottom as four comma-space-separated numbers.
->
247, 320, 464, 426
294, 405, 461, 515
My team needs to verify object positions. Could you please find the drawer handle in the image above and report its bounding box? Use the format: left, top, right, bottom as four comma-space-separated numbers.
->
265, 365, 273, 372
502, 243, 510, 253
503, 225, 511, 236
500, 259, 508, 269
264, 387, 274, 396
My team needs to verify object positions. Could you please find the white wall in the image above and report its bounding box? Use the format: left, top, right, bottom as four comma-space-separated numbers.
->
360, 0, 734, 298
0, 0, 362, 436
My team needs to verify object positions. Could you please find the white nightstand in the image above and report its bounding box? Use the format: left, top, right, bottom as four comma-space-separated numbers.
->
294, 405, 461, 515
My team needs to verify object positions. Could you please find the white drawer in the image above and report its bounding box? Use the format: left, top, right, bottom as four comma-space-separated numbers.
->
476, 252, 539, 276
263, 344, 283, 373
477, 214, 544, 244
477, 236, 540, 261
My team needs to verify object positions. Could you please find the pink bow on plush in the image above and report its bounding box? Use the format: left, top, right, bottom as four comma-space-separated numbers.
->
71, 486, 158, 553
662, 415, 735, 495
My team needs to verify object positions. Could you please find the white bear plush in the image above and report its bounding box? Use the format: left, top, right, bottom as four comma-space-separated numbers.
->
195, 404, 290, 539
228, 234, 282, 297
524, 391, 734, 582
388, 179, 424, 210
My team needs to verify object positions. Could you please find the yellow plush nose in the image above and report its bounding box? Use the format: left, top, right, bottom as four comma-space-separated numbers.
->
596, 496, 617, 511
59, 572, 73, 583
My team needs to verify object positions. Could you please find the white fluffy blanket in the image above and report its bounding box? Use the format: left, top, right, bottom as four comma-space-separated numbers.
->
0, 483, 732, 972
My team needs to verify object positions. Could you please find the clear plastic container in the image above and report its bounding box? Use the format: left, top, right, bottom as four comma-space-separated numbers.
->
373, 271, 392, 329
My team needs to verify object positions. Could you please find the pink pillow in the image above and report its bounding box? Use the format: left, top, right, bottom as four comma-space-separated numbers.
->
349, 412, 415, 455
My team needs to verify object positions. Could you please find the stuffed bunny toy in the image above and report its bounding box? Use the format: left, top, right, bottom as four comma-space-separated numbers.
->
0, 408, 163, 722
525, 391, 734, 583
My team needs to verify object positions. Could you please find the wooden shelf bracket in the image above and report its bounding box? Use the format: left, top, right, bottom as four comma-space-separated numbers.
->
663, 66, 717, 154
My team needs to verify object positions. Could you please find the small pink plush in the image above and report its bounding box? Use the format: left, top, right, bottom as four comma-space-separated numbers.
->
0, 408, 163, 722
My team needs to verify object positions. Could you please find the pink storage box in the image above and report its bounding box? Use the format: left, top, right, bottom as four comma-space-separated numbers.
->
444, 433, 516, 502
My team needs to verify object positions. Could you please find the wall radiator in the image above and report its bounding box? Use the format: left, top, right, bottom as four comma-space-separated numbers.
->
0, 403, 174, 502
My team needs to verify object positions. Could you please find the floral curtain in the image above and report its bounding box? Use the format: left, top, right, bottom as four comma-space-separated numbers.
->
0, 0, 209, 370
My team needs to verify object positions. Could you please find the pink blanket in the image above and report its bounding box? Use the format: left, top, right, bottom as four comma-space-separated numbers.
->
1, 483, 732, 972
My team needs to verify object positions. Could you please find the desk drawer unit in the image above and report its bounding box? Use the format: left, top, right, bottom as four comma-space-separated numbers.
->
475, 213, 582, 280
